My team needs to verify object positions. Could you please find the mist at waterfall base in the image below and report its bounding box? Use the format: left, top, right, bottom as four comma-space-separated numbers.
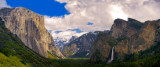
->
107, 47, 115, 63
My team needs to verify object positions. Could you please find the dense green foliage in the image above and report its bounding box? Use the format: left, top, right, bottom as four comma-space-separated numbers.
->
48, 51, 59, 59
49, 58, 108, 67
0, 18, 54, 67
0, 52, 31, 67
71, 51, 90, 58
121, 42, 160, 67
105, 42, 160, 67
50, 43, 160, 67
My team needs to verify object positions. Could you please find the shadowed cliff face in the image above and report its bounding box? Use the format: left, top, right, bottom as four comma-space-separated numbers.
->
90, 32, 112, 62
0, 7, 64, 58
111, 18, 143, 38
62, 32, 98, 58
115, 20, 157, 60
90, 18, 160, 62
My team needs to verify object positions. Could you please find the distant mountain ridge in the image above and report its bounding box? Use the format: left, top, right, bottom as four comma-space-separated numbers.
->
54, 36, 78, 51
62, 32, 100, 58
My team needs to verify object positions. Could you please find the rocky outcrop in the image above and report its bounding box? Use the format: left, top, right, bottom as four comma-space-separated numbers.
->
62, 32, 99, 58
115, 20, 156, 60
0, 7, 64, 58
111, 18, 143, 38
90, 18, 160, 62
90, 32, 112, 62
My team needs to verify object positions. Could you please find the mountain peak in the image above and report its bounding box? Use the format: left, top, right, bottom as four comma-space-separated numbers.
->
114, 18, 127, 24
111, 18, 143, 38
128, 18, 141, 22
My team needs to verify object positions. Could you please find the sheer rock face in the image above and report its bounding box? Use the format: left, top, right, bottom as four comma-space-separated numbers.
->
115, 21, 157, 59
111, 18, 142, 38
90, 32, 112, 62
0, 7, 64, 58
90, 18, 160, 62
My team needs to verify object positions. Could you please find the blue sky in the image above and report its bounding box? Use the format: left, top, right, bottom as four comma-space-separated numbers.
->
6, 0, 70, 16
87, 22, 94, 25
67, 29, 83, 33
6, 0, 83, 33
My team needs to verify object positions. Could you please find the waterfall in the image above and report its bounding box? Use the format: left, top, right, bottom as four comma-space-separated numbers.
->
107, 47, 114, 63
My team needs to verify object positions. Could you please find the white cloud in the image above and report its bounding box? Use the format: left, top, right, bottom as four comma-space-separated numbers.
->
109, 4, 128, 20
52, 30, 86, 39
0, 0, 10, 9
45, 0, 160, 40
51, 30, 87, 43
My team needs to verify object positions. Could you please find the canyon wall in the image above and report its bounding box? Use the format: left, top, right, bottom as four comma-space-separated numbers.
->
0, 7, 64, 58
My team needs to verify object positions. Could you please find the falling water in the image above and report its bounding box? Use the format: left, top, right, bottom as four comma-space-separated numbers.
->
107, 47, 114, 63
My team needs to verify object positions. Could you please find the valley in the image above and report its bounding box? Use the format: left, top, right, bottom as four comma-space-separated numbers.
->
0, 6, 160, 67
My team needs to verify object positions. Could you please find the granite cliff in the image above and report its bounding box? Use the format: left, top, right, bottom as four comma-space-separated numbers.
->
0, 17, 55, 67
0, 7, 64, 58
90, 18, 160, 62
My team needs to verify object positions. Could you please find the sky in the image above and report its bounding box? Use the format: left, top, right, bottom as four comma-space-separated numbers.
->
1, 0, 160, 40
5, 0, 69, 16
0, 0, 10, 8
